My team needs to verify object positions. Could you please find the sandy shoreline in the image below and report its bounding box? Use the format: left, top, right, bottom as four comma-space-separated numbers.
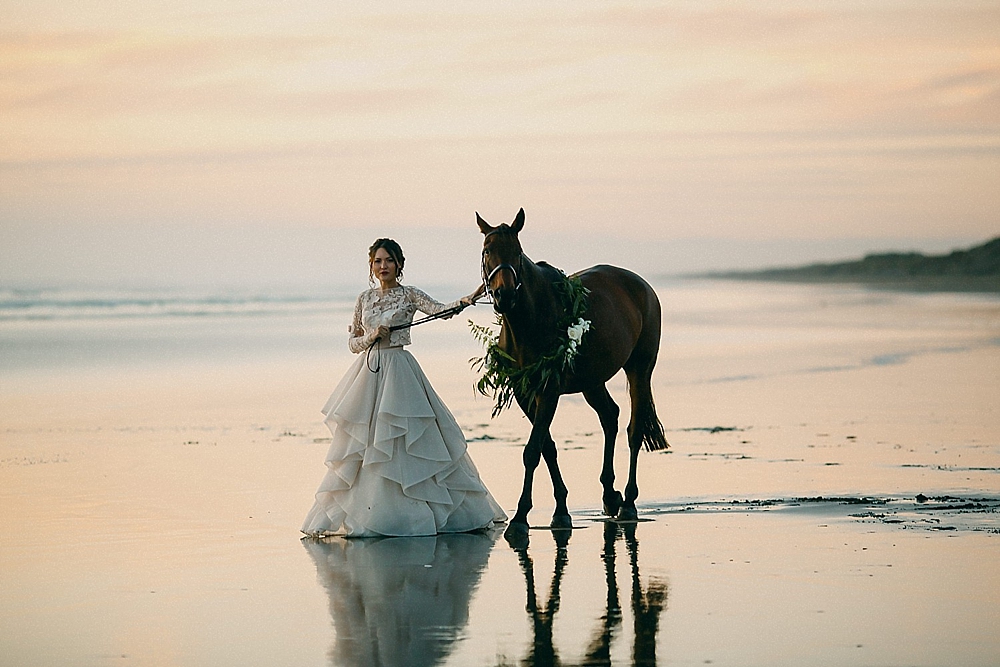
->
2, 281, 998, 665
3, 357, 998, 665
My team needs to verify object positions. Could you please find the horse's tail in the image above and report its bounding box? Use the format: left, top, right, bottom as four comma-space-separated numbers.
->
633, 387, 669, 452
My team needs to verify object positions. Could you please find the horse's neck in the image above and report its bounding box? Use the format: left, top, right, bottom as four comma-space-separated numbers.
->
501, 255, 560, 356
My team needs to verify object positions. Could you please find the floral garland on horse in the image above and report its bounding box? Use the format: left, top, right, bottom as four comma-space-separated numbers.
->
469, 272, 591, 417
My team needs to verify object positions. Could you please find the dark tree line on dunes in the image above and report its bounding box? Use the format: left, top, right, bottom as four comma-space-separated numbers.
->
709, 236, 1000, 292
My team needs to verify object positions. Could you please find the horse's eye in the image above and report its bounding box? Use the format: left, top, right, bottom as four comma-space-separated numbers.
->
483, 249, 490, 257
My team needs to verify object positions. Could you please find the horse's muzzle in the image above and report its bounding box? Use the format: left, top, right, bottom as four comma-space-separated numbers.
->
492, 287, 518, 313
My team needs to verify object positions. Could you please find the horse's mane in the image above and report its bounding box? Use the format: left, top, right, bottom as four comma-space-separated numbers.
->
535, 260, 565, 280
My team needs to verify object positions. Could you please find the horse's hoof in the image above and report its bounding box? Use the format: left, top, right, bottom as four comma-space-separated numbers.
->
550, 513, 573, 530
504, 521, 530, 549
617, 506, 639, 522
603, 491, 624, 518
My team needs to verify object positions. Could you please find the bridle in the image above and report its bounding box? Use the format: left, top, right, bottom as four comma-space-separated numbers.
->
481, 230, 522, 306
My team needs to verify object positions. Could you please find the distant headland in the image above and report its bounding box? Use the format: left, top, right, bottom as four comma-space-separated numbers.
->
701, 237, 1000, 293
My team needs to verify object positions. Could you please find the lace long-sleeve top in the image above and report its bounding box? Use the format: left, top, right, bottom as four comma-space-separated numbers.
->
348, 285, 461, 354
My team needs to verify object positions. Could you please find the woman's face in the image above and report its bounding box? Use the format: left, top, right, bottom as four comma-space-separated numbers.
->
371, 247, 399, 287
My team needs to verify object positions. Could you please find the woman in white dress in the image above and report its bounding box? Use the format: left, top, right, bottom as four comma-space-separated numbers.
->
302, 238, 507, 537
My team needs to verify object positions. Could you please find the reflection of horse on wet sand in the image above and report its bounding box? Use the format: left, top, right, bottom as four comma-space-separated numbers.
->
503, 523, 669, 667
476, 209, 668, 545
303, 525, 667, 667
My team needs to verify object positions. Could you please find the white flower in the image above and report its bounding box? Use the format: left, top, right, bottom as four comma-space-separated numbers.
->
563, 318, 591, 364
566, 318, 591, 343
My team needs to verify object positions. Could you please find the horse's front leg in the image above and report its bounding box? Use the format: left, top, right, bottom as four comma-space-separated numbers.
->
505, 395, 562, 543
533, 395, 572, 529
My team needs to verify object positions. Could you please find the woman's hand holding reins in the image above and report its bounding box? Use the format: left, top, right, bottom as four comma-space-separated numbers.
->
459, 284, 485, 309
448, 285, 484, 319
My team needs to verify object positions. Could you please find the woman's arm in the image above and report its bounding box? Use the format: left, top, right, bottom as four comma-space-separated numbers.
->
347, 292, 387, 354
406, 285, 454, 316
407, 284, 481, 320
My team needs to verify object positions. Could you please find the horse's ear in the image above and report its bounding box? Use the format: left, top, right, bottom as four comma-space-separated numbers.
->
476, 212, 494, 235
511, 208, 525, 233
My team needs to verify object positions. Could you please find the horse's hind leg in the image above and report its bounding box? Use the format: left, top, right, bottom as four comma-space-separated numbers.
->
621, 362, 660, 521
584, 385, 622, 517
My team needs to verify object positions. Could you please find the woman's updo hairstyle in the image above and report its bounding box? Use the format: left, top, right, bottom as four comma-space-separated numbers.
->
368, 238, 405, 285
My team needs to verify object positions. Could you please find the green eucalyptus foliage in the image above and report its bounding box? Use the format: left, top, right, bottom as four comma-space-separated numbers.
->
469, 275, 590, 417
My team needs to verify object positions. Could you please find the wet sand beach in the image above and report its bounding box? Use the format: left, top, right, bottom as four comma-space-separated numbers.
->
2, 280, 998, 666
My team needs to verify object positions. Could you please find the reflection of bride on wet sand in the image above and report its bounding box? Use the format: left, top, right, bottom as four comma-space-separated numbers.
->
304, 522, 668, 667
303, 530, 498, 667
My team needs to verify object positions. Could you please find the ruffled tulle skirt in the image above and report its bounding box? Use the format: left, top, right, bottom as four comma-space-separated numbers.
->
302, 347, 507, 537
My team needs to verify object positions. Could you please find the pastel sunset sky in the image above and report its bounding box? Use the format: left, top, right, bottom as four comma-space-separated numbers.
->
2, 1, 998, 287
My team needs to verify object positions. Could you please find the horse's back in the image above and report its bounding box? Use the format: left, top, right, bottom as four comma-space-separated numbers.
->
573, 264, 654, 288
573, 264, 660, 320
568, 264, 661, 385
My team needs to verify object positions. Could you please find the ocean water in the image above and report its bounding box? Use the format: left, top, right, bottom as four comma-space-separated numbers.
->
4, 278, 997, 368
0, 285, 348, 375
4, 277, 999, 416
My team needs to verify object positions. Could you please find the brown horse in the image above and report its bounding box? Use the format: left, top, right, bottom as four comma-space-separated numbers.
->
476, 208, 668, 543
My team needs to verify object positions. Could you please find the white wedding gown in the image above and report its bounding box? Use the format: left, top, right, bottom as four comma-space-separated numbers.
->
301, 285, 506, 537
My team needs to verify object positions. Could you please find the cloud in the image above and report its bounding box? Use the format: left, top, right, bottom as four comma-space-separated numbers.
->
0, 32, 422, 113
1, 1, 998, 255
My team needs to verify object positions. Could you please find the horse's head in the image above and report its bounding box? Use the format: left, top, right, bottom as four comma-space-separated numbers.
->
477, 208, 525, 313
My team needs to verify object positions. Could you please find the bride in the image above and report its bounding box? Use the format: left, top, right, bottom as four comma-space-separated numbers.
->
301, 238, 507, 537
